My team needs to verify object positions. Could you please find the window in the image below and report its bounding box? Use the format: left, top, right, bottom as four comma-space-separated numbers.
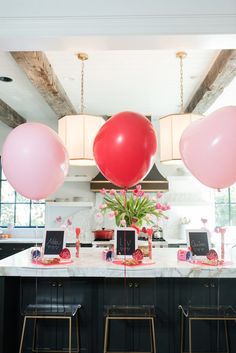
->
215, 184, 236, 226
0, 162, 45, 228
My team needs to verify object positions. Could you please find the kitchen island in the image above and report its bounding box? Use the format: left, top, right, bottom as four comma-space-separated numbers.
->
1, 247, 236, 353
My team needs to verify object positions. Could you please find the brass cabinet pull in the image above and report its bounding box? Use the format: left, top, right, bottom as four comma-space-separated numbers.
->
134, 282, 139, 288
52, 282, 57, 287
128, 282, 133, 288
204, 283, 209, 288
58, 282, 63, 287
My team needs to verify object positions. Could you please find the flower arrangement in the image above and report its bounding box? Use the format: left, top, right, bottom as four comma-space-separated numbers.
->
97, 185, 170, 227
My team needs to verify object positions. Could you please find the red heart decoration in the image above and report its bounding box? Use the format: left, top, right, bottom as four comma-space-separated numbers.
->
59, 248, 71, 260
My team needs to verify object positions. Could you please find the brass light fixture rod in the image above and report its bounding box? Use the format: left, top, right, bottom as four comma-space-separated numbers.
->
77, 52, 88, 114
176, 51, 187, 60
176, 51, 187, 114
77, 53, 88, 61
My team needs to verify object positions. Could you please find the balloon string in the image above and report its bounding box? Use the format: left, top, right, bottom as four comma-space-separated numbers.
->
124, 188, 127, 305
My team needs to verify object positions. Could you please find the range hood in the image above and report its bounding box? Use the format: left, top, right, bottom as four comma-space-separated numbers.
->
90, 164, 168, 192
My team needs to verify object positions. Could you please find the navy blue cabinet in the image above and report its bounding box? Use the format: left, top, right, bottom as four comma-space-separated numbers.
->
1, 277, 236, 353
98, 278, 157, 352
0, 243, 32, 259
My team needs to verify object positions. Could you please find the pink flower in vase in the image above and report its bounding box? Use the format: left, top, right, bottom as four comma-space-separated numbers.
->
100, 188, 107, 195
133, 184, 144, 197
108, 211, 116, 219
95, 212, 103, 220
109, 189, 116, 196
120, 219, 127, 227
99, 203, 107, 210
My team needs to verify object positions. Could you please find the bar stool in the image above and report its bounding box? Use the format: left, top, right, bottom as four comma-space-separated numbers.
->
178, 305, 236, 353
19, 303, 81, 353
103, 305, 157, 353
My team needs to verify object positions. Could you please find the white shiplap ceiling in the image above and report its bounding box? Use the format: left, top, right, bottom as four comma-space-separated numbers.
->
46, 50, 219, 118
0, 50, 219, 126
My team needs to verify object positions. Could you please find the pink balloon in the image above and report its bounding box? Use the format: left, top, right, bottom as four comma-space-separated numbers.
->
2, 122, 69, 200
180, 106, 236, 189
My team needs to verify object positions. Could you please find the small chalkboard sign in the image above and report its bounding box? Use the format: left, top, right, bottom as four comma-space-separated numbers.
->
114, 227, 137, 258
186, 229, 210, 258
43, 229, 66, 258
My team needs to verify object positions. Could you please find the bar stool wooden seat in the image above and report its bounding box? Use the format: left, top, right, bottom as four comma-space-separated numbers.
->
19, 303, 81, 353
178, 305, 236, 353
103, 305, 157, 353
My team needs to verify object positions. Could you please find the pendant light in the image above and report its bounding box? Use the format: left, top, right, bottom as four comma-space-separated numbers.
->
58, 53, 104, 166
159, 52, 203, 164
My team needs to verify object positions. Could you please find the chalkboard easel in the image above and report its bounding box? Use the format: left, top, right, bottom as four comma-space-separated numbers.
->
114, 228, 137, 258
43, 229, 66, 258
186, 229, 210, 258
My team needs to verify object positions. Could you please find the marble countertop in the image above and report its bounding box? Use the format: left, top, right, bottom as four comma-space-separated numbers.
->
0, 247, 236, 278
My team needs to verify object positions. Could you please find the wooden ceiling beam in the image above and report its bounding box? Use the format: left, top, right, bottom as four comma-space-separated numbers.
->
185, 49, 236, 114
0, 98, 26, 128
11, 51, 77, 118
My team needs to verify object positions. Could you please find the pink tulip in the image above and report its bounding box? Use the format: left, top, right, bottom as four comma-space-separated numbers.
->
100, 188, 107, 195
133, 184, 144, 197
156, 203, 162, 210
120, 219, 126, 226
95, 212, 103, 219
120, 189, 126, 196
109, 189, 116, 195
108, 211, 115, 219
156, 191, 163, 199
99, 204, 107, 210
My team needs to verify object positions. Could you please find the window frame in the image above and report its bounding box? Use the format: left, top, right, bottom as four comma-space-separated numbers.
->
0, 160, 45, 228
215, 186, 236, 227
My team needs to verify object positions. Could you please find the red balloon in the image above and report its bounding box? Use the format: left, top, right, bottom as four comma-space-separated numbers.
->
93, 111, 157, 188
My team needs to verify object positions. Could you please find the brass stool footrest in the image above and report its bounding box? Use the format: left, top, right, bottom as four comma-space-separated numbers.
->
179, 305, 234, 353
19, 304, 81, 353
103, 305, 156, 353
